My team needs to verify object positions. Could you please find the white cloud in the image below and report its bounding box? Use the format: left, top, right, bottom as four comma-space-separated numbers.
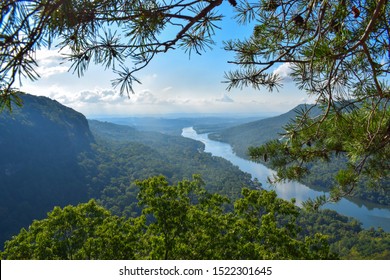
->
133, 90, 159, 104
33, 87, 126, 106
100, 90, 124, 103
216, 93, 234, 103
273, 63, 293, 82
162, 86, 173, 93
77, 91, 103, 103
34, 48, 70, 78
73, 89, 130, 104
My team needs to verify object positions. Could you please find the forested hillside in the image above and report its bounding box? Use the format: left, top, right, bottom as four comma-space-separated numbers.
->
0, 94, 94, 248
0, 94, 255, 247
1, 95, 390, 259
208, 105, 390, 206
207, 105, 321, 159
87, 119, 256, 217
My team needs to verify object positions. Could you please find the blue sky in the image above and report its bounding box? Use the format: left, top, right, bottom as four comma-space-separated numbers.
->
20, 3, 312, 117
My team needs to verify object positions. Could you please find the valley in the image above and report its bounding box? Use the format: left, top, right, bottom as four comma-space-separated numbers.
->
1, 94, 389, 259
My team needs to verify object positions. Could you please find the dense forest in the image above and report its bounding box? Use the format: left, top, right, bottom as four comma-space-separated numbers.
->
208, 105, 390, 206
0, 94, 255, 248
1, 94, 390, 259
86, 119, 256, 217
2, 176, 390, 260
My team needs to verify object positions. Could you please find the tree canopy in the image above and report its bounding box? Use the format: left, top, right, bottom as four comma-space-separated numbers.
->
1, 0, 389, 204
1, 176, 335, 259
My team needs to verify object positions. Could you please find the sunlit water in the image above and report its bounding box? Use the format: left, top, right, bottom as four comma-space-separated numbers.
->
182, 127, 390, 231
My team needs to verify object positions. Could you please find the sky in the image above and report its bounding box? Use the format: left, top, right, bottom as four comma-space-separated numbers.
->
19, 3, 313, 118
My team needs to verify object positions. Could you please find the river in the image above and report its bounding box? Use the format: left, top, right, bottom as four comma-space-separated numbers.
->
182, 126, 390, 231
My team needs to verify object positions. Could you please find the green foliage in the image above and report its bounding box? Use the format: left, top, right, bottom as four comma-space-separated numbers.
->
2, 95, 388, 260
0, 94, 95, 250
87, 119, 256, 215
0, 90, 23, 112
209, 104, 390, 206
297, 209, 390, 259
250, 102, 389, 206
2, 0, 390, 254
137, 175, 201, 259
223, 0, 390, 204
1, 176, 337, 260
0, 199, 150, 260
1, 200, 111, 259
334, 228, 390, 259
234, 188, 303, 259
136, 175, 231, 259
0, 96, 259, 249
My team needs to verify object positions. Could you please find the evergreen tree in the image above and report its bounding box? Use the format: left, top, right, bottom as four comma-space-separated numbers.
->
224, 0, 390, 206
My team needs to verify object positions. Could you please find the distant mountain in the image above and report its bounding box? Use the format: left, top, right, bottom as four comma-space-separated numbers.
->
0, 94, 94, 247
208, 104, 321, 158
93, 117, 192, 135
94, 116, 263, 136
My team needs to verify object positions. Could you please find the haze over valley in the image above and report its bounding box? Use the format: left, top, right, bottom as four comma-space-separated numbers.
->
1, 94, 389, 259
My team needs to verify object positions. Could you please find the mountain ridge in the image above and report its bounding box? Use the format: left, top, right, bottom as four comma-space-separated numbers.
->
208, 104, 321, 158
0, 94, 95, 247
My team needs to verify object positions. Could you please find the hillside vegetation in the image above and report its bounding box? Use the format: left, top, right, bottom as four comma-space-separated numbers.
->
1, 95, 389, 259
0, 94, 94, 247
87, 119, 256, 217
0, 94, 255, 247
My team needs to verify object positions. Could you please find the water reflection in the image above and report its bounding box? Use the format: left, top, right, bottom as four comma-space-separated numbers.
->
182, 127, 390, 231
